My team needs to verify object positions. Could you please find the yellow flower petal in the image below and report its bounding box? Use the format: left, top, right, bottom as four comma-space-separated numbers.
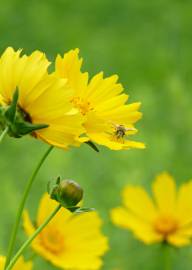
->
0, 94, 5, 105
0, 256, 32, 270
111, 206, 142, 229
111, 207, 162, 244
152, 172, 176, 214
0, 47, 22, 102
176, 181, 192, 225
95, 94, 128, 112
167, 233, 191, 247
88, 132, 145, 150
55, 48, 88, 96
122, 186, 157, 222
37, 193, 72, 227
85, 72, 123, 104
98, 103, 142, 124
17, 51, 50, 107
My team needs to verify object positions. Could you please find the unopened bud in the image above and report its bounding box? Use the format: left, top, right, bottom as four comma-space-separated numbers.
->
58, 179, 83, 206
48, 177, 83, 207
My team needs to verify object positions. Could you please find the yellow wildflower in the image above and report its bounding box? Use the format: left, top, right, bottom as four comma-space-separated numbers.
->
111, 172, 192, 247
55, 49, 145, 150
0, 256, 32, 270
0, 47, 84, 149
23, 194, 109, 269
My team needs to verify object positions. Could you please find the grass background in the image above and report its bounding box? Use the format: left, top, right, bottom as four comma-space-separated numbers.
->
0, 0, 192, 269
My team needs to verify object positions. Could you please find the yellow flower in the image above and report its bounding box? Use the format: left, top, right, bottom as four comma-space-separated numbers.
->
0, 256, 32, 270
55, 49, 145, 150
23, 194, 109, 269
111, 172, 192, 247
0, 47, 84, 149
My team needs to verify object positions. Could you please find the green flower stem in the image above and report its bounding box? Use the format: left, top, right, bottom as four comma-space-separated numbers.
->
4, 145, 54, 269
6, 204, 61, 270
163, 243, 172, 270
0, 126, 9, 143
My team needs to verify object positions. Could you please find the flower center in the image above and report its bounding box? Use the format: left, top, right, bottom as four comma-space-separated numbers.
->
154, 215, 178, 237
40, 228, 65, 255
72, 96, 93, 115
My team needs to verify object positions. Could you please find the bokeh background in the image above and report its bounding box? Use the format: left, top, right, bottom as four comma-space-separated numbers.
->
0, 0, 192, 269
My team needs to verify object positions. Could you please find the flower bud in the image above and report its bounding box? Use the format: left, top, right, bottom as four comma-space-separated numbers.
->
48, 177, 84, 208
58, 179, 83, 206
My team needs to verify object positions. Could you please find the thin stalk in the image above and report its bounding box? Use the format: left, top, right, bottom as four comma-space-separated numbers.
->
163, 242, 172, 270
4, 145, 54, 269
0, 126, 9, 143
6, 204, 61, 270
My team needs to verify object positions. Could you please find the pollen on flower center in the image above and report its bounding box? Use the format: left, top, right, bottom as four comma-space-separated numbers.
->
40, 228, 65, 254
72, 96, 93, 115
154, 215, 178, 237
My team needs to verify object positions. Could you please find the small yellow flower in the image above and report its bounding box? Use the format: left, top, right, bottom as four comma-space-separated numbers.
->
0, 256, 32, 270
23, 194, 109, 269
55, 49, 145, 150
0, 47, 84, 149
111, 172, 192, 247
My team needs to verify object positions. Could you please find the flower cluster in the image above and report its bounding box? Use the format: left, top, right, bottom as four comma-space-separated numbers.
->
0, 46, 144, 270
5, 45, 192, 270
0, 47, 144, 151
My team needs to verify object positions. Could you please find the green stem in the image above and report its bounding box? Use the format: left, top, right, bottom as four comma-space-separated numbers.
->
163, 242, 172, 270
0, 126, 9, 143
6, 204, 61, 270
4, 145, 54, 269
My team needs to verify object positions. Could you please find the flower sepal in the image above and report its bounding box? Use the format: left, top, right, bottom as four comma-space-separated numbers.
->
85, 140, 99, 152
0, 89, 49, 138
10, 121, 49, 138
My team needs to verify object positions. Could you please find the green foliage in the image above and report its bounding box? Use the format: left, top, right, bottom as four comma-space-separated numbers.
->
0, 0, 192, 269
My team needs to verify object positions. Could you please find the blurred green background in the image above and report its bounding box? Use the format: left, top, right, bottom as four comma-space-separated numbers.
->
0, 0, 192, 269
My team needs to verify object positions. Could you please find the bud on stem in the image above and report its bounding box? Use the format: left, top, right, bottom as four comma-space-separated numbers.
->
48, 177, 83, 208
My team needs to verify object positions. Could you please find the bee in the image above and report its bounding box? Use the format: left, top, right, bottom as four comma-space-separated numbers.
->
113, 124, 135, 139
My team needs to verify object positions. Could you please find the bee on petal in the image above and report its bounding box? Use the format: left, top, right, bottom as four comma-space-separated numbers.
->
55, 49, 145, 151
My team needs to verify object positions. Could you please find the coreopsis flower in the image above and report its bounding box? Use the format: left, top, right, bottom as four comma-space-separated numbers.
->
23, 194, 109, 269
111, 172, 192, 247
55, 49, 145, 150
0, 47, 84, 149
0, 256, 32, 270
